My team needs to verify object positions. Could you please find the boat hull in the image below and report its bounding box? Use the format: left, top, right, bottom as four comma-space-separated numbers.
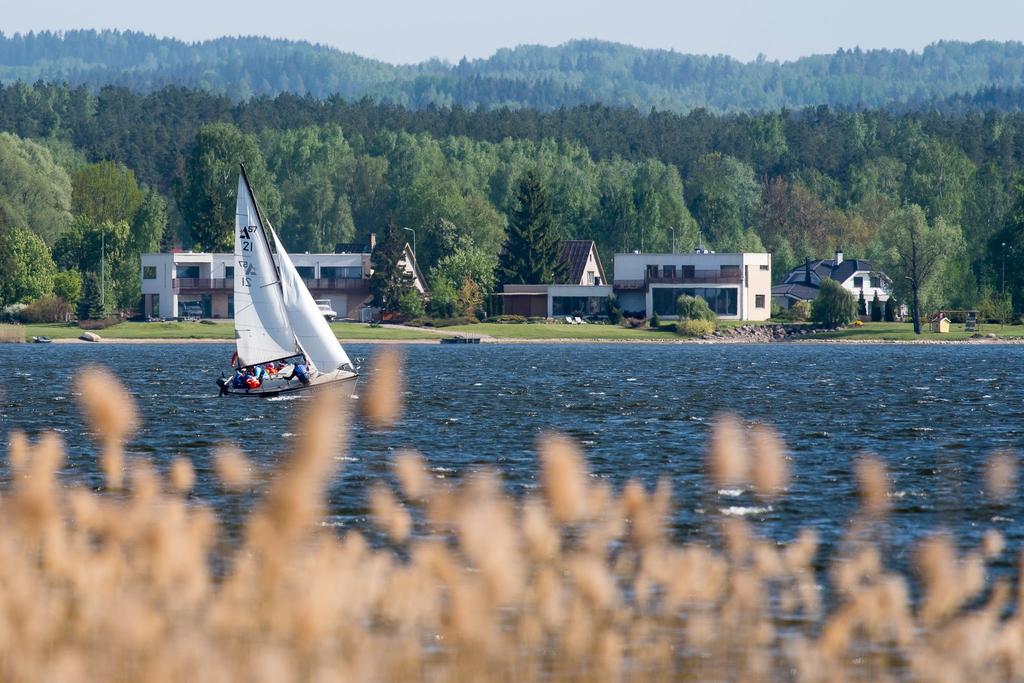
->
218, 370, 358, 397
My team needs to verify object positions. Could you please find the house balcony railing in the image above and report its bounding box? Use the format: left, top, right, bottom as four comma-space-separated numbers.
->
172, 277, 369, 293
648, 270, 743, 285
302, 278, 369, 291
173, 278, 231, 293
613, 270, 744, 290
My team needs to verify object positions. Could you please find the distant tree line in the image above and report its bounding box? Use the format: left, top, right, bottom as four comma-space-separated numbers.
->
2, 81, 1024, 322
7, 31, 1024, 113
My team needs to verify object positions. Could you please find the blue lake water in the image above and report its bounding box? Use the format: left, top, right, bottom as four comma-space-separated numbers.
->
2, 342, 1023, 576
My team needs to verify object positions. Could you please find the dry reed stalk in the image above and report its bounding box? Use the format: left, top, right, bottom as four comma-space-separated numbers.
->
855, 454, 890, 516
213, 444, 252, 491
0, 361, 1021, 682
985, 450, 1018, 503
361, 347, 404, 428
0, 323, 25, 343
707, 413, 749, 488
539, 433, 589, 524
73, 366, 139, 490
169, 457, 195, 494
749, 423, 788, 499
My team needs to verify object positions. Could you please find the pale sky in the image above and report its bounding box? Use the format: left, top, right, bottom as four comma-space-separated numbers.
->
4, 0, 1024, 65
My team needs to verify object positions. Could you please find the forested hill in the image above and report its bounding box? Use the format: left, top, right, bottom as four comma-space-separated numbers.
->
5, 30, 1024, 111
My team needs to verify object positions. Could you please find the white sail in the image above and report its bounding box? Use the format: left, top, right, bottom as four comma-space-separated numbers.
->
233, 174, 298, 366
268, 223, 354, 373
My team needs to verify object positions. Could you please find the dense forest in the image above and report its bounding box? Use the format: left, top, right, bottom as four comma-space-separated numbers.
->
2, 78, 1024, 320
6, 31, 1024, 112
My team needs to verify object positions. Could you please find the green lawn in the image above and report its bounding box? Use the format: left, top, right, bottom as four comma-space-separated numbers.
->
23, 321, 441, 341
806, 321, 1024, 341
330, 322, 441, 340
442, 322, 679, 340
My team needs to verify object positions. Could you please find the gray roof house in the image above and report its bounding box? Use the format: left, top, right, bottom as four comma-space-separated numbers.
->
771, 248, 892, 309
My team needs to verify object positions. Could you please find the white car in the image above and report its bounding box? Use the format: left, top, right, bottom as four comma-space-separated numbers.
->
315, 299, 338, 321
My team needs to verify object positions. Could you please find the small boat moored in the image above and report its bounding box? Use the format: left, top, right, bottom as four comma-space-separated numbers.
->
31, 336, 52, 344
440, 335, 481, 344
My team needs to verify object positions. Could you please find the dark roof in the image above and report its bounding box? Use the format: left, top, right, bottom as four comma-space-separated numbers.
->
771, 283, 821, 301
558, 240, 605, 285
803, 257, 877, 284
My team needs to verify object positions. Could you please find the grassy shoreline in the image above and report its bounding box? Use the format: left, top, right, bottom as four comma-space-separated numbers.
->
13, 320, 1024, 345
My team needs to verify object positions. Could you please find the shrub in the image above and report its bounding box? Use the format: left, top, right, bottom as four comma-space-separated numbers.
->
0, 303, 28, 322
485, 314, 526, 323
811, 279, 857, 326
858, 289, 867, 316
675, 319, 716, 337
78, 315, 123, 330
17, 296, 73, 323
414, 316, 479, 328
676, 294, 716, 321
649, 312, 661, 328
398, 290, 425, 320
790, 300, 811, 322
605, 295, 622, 324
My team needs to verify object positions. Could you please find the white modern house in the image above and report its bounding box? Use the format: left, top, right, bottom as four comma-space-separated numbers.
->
612, 249, 772, 321
141, 236, 425, 320
496, 240, 613, 317
771, 248, 891, 310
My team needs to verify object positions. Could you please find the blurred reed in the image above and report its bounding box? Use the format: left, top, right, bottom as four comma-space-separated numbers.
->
0, 323, 25, 343
0, 354, 1020, 682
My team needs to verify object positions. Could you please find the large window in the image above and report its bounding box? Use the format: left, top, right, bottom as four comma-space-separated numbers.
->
662, 265, 676, 279
175, 265, 200, 279
143, 266, 156, 279
652, 287, 738, 317
321, 266, 362, 279
552, 296, 603, 317
225, 266, 234, 279
755, 294, 766, 309
870, 275, 880, 288
296, 266, 315, 279
646, 265, 659, 279
853, 276, 863, 288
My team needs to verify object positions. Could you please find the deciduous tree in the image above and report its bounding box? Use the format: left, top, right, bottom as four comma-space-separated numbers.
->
876, 204, 966, 334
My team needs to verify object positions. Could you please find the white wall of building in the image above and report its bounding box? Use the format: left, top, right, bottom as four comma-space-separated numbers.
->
611, 252, 771, 321
141, 251, 377, 320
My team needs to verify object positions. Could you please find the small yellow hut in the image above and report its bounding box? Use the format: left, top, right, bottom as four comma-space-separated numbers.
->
931, 316, 951, 333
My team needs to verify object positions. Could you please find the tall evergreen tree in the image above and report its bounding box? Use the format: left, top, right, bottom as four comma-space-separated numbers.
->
497, 170, 567, 285
871, 292, 883, 322
370, 216, 414, 315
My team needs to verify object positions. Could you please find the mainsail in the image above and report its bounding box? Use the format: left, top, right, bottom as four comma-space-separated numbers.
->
233, 172, 298, 366
269, 223, 354, 373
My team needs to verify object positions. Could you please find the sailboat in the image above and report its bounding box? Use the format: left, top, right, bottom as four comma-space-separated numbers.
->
217, 166, 358, 397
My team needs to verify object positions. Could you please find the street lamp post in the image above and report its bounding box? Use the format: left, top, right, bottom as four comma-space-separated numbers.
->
1003, 241, 1008, 295
100, 228, 105, 311
402, 227, 416, 256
